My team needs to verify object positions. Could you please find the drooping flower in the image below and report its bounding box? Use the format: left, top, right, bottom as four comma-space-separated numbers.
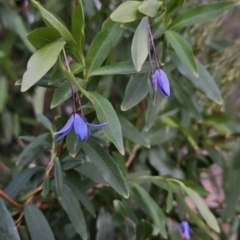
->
54, 113, 107, 140
150, 72, 158, 92
178, 221, 191, 240
154, 68, 170, 97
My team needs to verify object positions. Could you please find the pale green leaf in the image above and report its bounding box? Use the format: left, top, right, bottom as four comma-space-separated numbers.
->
110, 1, 143, 23
86, 19, 123, 77
138, 0, 162, 17
37, 114, 52, 130
21, 40, 66, 92
131, 17, 148, 72
166, 30, 198, 76
89, 92, 124, 155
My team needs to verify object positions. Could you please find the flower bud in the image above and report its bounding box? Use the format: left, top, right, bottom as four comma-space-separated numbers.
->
154, 68, 170, 97
150, 72, 157, 92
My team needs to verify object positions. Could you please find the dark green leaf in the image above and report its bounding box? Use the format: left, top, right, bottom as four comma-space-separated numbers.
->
59, 184, 87, 240
110, 1, 143, 23
89, 92, 124, 155
5, 167, 44, 199
130, 183, 167, 238
0, 198, 20, 240
166, 31, 198, 76
66, 129, 84, 157
86, 19, 123, 77
121, 72, 149, 111
61, 156, 83, 170
21, 40, 66, 92
169, 1, 240, 30
24, 204, 55, 240
119, 115, 150, 148
0, 77, 7, 113
42, 178, 51, 198
166, 181, 173, 213
113, 200, 128, 218
131, 17, 148, 72
82, 138, 129, 197
37, 114, 52, 130
136, 219, 153, 240
54, 158, 63, 199
27, 27, 61, 49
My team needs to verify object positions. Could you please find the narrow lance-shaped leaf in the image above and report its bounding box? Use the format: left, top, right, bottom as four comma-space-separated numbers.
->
82, 138, 129, 198
54, 158, 63, 199
72, 3, 85, 53
169, 1, 240, 30
59, 184, 88, 240
21, 40, 66, 92
88, 92, 124, 155
138, 0, 162, 17
110, 1, 143, 23
166, 30, 198, 76
86, 19, 123, 77
0, 198, 20, 240
24, 204, 55, 240
131, 17, 148, 72
121, 72, 149, 111
31, 0, 76, 44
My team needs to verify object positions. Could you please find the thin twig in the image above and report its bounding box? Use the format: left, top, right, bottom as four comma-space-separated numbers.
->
0, 190, 22, 208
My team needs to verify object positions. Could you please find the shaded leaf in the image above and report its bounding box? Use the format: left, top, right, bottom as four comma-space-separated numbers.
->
37, 114, 52, 130
82, 138, 129, 197
66, 129, 84, 157
24, 204, 55, 240
121, 72, 149, 111
136, 219, 153, 240
54, 158, 63, 199
0, 198, 20, 240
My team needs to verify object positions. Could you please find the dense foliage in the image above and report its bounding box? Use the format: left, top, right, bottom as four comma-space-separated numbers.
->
0, 0, 240, 239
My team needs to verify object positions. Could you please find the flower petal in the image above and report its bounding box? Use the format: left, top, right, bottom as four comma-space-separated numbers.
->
56, 128, 72, 141
54, 115, 74, 135
73, 114, 88, 140
155, 69, 170, 97
87, 122, 108, 129
150, 72, 157, 92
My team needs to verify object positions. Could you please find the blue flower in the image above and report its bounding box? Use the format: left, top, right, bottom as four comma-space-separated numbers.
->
54, 113, 107, 140
154, 68, 170, 97
178, 221, 191, 240
150, 72, 157, 92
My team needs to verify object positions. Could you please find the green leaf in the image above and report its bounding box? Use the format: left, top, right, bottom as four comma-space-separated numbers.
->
183, 186, 220, 233
166, 181, 173, 213
0, 77, 8, 113
4, 167, 44, 199
170, 52, 222, 104
138, 0, 162, 17
89, 61, 150, 77
130, 183, 167, 238
110, 1, 143, 23
113, 200, 128, 218
61, 156, 83, 170
59, 184, 87, 240
21, 40, 66, 92
131, 17, 148, 72
136, 220, 153, 240
72, 3, 85, 53
27, 27, 61, 49
89, 92, 124, 155
165, 30, 198, 76
37, 114, 52, 130
16, 133, 49, 164
42, 179, 51, 198
31, 0, 76, 44
66, 129, 84, 157
65, 173, 96, 217
86, 19, 123, 77
165, 0, 185, 17
24, 204, 55, 240
54, 158, 63, 199
121, 72, 149, 111
118, 115, 150, 148
169, 1, 240, 30
82, 138, 129, 198
170, 77, 201, 120
0, 198, 20, 240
